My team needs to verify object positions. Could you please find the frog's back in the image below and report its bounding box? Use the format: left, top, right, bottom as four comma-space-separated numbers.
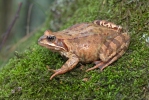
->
54, 22, 120, 40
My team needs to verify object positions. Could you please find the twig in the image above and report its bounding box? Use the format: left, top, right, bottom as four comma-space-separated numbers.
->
0, 2, 22, 50
26, 4, 33, 35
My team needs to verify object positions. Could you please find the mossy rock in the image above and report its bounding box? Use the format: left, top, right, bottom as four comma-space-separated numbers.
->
0, 0, 149, 99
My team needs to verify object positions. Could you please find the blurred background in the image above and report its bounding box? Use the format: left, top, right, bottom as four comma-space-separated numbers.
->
0, 0, 76, 67
0, 0, 55, 67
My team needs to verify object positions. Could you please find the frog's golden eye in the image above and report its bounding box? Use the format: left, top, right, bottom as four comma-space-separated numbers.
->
47, 35, 56, 42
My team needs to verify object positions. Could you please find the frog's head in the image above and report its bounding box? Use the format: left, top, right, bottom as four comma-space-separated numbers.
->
38, 30, 68, 52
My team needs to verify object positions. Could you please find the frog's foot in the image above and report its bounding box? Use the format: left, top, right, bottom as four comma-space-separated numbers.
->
50, 56, 79, 80
46, 65, 55, 72
86, 57, 117, 72
86, 61, 103, 71
86, 61, 105, 72
93, 61, 101, 65
86, 49, 126, 72
50, 68, 68, 80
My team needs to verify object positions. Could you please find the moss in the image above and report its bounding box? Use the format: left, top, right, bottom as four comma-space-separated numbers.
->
1, 0, 149, 99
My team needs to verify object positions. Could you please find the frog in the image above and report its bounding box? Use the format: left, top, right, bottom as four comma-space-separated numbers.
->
38, 20, 130, 80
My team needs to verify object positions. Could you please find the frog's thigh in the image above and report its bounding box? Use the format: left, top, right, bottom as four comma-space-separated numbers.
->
98, 33, 129, 69
86, 49, 125, 72
86, 33, 129, 72
100, 33, 130, 62
98, 48, 126, 70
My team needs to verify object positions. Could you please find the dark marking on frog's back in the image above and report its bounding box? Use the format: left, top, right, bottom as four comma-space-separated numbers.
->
67, 34, 72, 36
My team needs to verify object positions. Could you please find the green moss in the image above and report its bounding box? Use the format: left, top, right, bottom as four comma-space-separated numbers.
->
1, 0, 149, 99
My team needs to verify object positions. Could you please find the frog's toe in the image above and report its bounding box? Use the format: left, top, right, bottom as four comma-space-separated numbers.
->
98, 64, 107, 71
46, 65, 56, 72
49, 69, 63, 80
93, 61, 101, 65
86, 65, 99, 72
86, 62, 106, 72
50, 68, 71, 80
50, 73, 57, 80
47, 68, 56, 73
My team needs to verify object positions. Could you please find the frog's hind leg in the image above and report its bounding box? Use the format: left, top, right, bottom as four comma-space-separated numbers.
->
86, 33, 130, 72
93, 61, 101, 65
86, 48, 126, 72
98, 49, 125, 71
93, 20, 123, 32
96, 50, 125, 71
85, 60, 102, 71
86, 61, 103, 72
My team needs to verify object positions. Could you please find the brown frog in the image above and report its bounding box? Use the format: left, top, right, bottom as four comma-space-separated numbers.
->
38, 20, 130, 80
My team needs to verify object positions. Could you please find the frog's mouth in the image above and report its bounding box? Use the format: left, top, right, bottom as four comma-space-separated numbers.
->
38, 41, 65, 51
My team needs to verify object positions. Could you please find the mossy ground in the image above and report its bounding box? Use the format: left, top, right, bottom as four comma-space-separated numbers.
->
0, 0, 149, 99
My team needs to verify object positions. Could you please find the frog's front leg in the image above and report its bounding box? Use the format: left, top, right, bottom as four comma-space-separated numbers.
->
50, 54, 79, 80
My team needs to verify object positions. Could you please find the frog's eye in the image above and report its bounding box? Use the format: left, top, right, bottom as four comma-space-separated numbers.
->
47, 35, 56, 42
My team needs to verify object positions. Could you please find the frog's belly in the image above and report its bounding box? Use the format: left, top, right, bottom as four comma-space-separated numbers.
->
72, 45, 100, 63
78, 52, 99, 63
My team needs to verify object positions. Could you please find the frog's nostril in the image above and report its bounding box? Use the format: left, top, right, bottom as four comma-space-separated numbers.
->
38, 38, 41, 42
